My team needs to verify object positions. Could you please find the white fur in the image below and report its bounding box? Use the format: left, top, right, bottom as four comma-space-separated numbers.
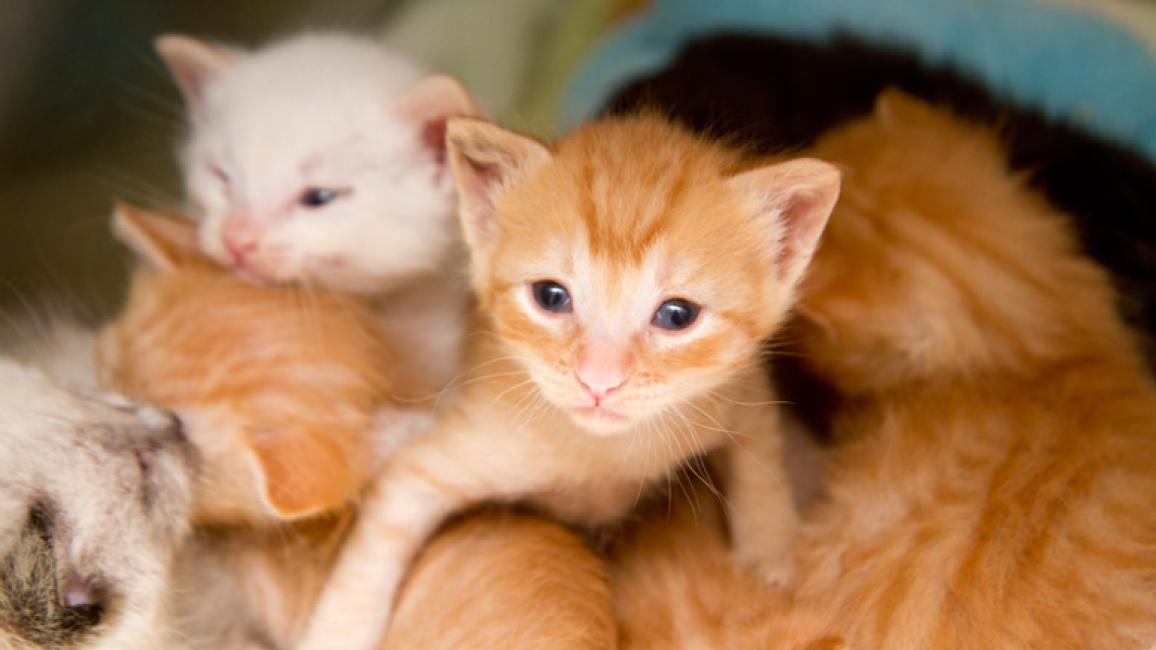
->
166, 32, 473, 388
0, 358, 194, 650
176, 33, 455, 291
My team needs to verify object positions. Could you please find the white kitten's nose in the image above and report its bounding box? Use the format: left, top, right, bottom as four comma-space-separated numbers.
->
575, 358, 629, 406
222, 220, 260, 264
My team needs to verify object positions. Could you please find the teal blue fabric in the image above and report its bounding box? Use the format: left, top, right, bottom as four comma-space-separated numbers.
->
565, 0, 1156, 161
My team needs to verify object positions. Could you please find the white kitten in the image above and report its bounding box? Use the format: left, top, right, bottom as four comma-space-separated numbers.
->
156, 32, 478, 388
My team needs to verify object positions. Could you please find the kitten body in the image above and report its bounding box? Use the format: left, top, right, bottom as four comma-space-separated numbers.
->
787, 93, 1156, 648
157, 32, 479, 389
297, 114, 841, 650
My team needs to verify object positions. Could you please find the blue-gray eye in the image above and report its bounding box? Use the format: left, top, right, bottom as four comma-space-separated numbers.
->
301, 188, 341, 208
531, 281, 572, 314
652, 299, 700, 331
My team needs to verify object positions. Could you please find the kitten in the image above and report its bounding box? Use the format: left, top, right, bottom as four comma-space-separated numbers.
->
784, 92, 1156, 647
98, 202, 404, 648
156, 32, 479, 389
296, 114, 841, 650
0, 359, 193, 650
101, 203, 616, 649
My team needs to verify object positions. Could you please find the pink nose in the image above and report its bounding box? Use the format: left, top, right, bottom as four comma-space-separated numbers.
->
222, 222, 259, 264
575, 362, 629, 406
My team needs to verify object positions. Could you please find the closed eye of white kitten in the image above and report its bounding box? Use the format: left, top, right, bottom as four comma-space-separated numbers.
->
156, 32, 480, 389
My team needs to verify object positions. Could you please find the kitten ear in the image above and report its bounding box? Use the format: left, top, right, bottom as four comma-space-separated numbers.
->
728, 158, 841, 288
393, 75, 479, 165
247, 428, 361, 520
874, 88, 935, 125
154, 34, 237, 115
446, 118, 552, 253
111, 201, 201, 272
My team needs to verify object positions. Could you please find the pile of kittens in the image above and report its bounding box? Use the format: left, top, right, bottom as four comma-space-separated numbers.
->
2, 31, 1155, 650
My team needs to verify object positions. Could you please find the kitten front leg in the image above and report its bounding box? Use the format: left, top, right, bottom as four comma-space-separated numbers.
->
295, 421, 520, 650
724, 397, 799, 588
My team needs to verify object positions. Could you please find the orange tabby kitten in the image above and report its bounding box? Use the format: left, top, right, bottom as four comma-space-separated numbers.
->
784, 92, 1156, 648
100, 202, 403, 525
297, 114, 842, 650
101, 203, 618, 649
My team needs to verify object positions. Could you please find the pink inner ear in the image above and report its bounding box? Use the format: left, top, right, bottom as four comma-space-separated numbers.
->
775, 193, 822, 280
421, 117, 449, 166
462, 156, 504, 214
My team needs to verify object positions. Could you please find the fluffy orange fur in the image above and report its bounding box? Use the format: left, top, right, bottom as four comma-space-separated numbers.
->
611, 479, 844, 650
385, 509, 616, 650
297, 114, 841, 650
100, 203, 398, 523
781, 92, 1156, 647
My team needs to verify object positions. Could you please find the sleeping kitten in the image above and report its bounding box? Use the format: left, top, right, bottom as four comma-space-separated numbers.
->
100, 202, 407, 525
0, 359, 193, 650
297, 114, 841, 650
156, 32, 478, 388
98, 202, 405, 648
785, 92, 1156, 647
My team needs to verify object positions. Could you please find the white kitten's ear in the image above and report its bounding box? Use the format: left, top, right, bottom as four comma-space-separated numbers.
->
446, 118, 552, 254
729, 158, 841, 288
111, 201, 201, 272
393, 75, 480, 165
154, 34, 237, 115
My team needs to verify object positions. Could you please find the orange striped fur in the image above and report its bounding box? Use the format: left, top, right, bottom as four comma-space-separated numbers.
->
100, 203, 399, 524
783, 92, 1156, 648
296, 114, 842, 650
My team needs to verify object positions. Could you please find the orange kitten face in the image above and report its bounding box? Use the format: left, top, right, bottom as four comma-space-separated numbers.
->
448, 115, 839, 434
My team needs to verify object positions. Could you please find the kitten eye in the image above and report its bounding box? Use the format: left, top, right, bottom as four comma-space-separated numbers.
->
210, 165, 230, 185
531, 280, 573, 314
300, 187, 345, 208
652, 299, 700, 331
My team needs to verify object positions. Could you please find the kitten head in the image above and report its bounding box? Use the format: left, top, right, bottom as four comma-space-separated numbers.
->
447, 115, 839, 434
99, 202, 396, 525
156, 33, 478, 293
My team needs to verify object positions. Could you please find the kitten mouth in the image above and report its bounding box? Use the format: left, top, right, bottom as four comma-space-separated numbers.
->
573, 406, 628, 422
